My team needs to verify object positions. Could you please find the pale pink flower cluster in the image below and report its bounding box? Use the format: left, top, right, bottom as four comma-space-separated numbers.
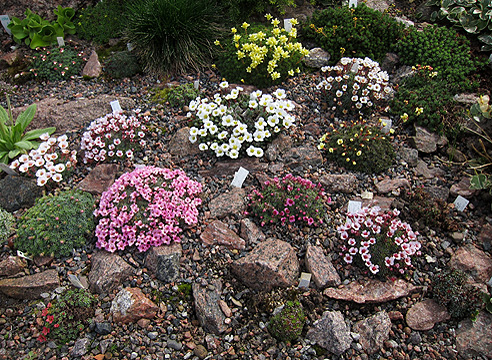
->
338, 206, 421, 276
9, 133, 77, 186
94, 166, 202, 253
80, 109, 149, 164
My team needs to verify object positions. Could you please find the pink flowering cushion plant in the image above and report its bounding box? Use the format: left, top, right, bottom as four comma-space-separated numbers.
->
80, 109, 149, 164
94, 166, 202, 252
338, 206, 421, 278
247, 173, 328, 227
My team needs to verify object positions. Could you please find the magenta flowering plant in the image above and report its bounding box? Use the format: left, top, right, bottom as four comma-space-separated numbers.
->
247, 173, 328, 227
94, 166, 202, 252
80, 109, 149, 164
338, 206, 421, 277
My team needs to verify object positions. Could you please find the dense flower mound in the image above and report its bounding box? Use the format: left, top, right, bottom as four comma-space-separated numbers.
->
80, 109, 149, 164
94, 166, 202, 252
338, 206, 422, 277
188, 82, 295, 159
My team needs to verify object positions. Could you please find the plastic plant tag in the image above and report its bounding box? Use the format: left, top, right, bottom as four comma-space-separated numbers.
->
110, 100, 122, 113
194, 80, 200, 90
17, 250, 32, 261
347, 200, 362, 214
361, 191, 373, 200
0, 15, 11, 35
231, 167, 249, 188
127, 42, 134, 51
453, 195, 469, 212
349, 0, 358, 7
298, 272, 311, 289
380, 118, 392, 134
57, 37, 65, 47
68, 274, 86, 289
284, 19, 293, 32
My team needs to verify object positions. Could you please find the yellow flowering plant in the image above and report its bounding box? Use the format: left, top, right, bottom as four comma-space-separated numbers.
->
216, 15, 308, 88
318, 119, 395, 174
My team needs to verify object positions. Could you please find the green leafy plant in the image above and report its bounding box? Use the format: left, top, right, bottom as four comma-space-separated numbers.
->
432, 269, 484, 319
38, 288, 96, 344
303, 4, 404, 65
393, 25, 478, 91
7, 7, 75, 49
268, 300, 306, 343
216, 16, 307, 88
75, 0, 130, 44
125, 0, 225, 75
103, 51, 141, 79
318, 120, 395, 174
219, 0, 296, 22
0, 207, 15, 243
470, 94, 492, 122
429, 0, 492, 51
29, 46, 85, 82
0, 94, 55, 164
247, 173, 327, 227
152, 83, 201, 108
15, 190, 95, 258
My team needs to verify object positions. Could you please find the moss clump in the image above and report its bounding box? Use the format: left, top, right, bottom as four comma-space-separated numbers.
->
268, 300, 306, 343
152, 83, 201, 108
104, 51, 141, 79
0, 207, 15, 243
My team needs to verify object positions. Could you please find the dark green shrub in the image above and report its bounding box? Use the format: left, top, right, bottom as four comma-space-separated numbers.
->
104, 51, 141, 79
393, 25, 477, 91
75, 0, 130, 44
0, 207, 15, 243
29, 46, 85, 81
303, 4, 404, 64
38, 288, 96, 344
268, 301, 306, 343
158, 83, 201, 108
125, 0, 226, 75
432, 269, 484, 319
15, 189, 95, 258
218, 0, 296, 22
318, 120, 395, 174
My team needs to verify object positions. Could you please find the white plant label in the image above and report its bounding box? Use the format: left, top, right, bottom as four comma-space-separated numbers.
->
110, 100, 122, 113
0, 15, 11, 35
17, 250, 32, 261
349, 0, 358, 8
193, 80, 200, 90
231, 167, 249, 188
298, 272, 311, 289
284, 19, 293, 32
454, 195, 469, 212
380, 119, 392, 134
56, 37, 65, 47
127, 42, 134, 51
361, 191, 373, 200
347, 200, 362, 214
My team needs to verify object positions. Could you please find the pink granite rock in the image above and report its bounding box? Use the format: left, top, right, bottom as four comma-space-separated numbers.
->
208, 188, 246, 219
77, 163, 119, 195
0, 269, 59, 299
81, 50, 102, 78
375, 178, 411, 194
405, 299, 450, 331
0, 256, 27, 277
193, 279, 227, 335
305, 245, 341, 288
449, 244, 492, 283
111, 287, 159, 324
88, 251, 133, 294
456, 311, 492, 359
353, 311, 391, 355
239, 218, 265, 245
145, 243, 182, 283
319, 174, 358, 194
169, 127, 200, 157
200, 220, 245, 250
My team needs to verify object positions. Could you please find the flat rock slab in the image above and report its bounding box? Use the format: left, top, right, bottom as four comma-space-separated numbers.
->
77, 164, 120, 195
284, 144, 323, 169
450, 177, 478, 198
406, 299, 450, 331
193, 279, 228, 335
169, 127, 200, 157
88, 251, 133, 294
319, 174, 358, 194
111, 287, 159, 324
375, 178, 411, 194
208, 188, 246, 219
449, 244, 492, 283
305, 245, 341, 289
456, 311, 492, 359
353, 311, 391, 355
200, 220, 245, 250
0, 269, 59, 299
411, 126, 447, 154
324, 278, 421, 304
231, 238, 299, 291
145, 243, 182, 283
0, 175, 42, 212
306, 310, 351, 355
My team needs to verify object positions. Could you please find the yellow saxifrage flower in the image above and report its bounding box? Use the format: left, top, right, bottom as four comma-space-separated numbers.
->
265, 13, 273, 20
242, 22, 250, 30
337, 139, 343, 145
231, 27, 237, 34
318, 143, 325, 150
415, 107, 424, 116
329, 148, 334, 153
356, 150, 362, 156
214, 40, 220, 46
401, 113, 409, 122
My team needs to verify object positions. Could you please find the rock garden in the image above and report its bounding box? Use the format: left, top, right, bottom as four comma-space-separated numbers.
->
0, 0, 492, 359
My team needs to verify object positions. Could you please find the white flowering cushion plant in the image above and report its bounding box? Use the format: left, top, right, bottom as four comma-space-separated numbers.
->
10, 133, 77, 186
338, 206, 421, 278
80, 109, 149, 164
316, 57, 392, 117
187, 81, 295, 159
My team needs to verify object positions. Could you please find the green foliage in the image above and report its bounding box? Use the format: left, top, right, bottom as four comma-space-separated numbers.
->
470, 94, 492, 122
432, 269, 484, 319
0, 94, 55, 164
152, 83, 201, 108
390, 65, 463, 135
268, 301, 306, 343
303, 4, 404, 64
216, 17, 307, 88
483, 293, 492, 313
7, 7, 75, 49
29, 46, 85, 82
0, 207, 15, 243
393, 25, 477, 91
15, 190, 95, 258
75, 0, 130, 44
125, 0, 226, 75
429, 0, 492, 51
318, 120, 395, 174
219, 0, 296, 22
104, 51, 141, 79
38, 289, 96, 344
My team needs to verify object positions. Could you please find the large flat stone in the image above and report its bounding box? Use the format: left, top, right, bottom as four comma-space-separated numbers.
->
406, 299, 450, 331
0, 269, 59, 299
306, 311, 351, 355
200, 220, 245, 250
305, 245, 341, 289
88, 251, 133, 294
111, 287, 159, 324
